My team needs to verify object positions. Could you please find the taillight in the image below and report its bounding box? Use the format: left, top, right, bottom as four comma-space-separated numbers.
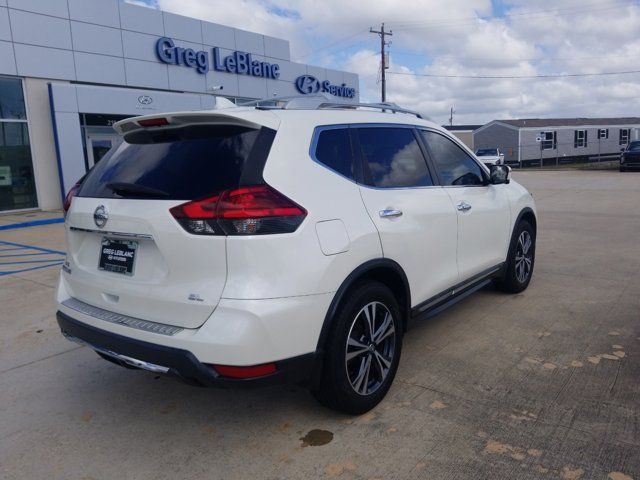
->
63, 183, 81, 215
170, 185, 306, 236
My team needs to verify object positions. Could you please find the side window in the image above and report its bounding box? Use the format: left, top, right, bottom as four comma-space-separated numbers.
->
314, 127, 355, 180
357, 127, 433, 188
420, 131, 485, 186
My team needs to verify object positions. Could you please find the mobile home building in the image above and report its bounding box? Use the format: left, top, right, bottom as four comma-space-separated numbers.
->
474, 118, 640, 166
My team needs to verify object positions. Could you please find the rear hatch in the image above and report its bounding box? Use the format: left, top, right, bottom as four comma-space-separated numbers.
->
64, 112, 277, 329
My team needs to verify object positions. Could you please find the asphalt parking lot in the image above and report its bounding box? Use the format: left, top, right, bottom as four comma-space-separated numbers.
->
1, 170, 638, 480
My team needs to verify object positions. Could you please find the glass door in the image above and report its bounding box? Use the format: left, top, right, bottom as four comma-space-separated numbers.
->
0, 77, 38, 212
86, 134, 121, 168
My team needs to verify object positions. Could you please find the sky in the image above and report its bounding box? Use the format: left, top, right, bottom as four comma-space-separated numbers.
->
127, 0, 640, 125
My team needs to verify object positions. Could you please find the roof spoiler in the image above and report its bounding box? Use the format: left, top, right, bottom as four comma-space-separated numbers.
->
112, 111, 275, 136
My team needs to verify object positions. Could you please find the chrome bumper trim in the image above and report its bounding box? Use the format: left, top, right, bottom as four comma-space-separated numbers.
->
62, 298, 183, 336
69, 226, 153, 240
63, 332, 170, 373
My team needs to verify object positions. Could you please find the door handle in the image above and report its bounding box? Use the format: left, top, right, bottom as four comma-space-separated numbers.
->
456, 202, 472, 212
379, 209, 403, 218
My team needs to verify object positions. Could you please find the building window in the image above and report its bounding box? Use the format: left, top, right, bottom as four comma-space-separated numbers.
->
541, 131, 557, 150
0, 77, 37, 212
620, 128, 630, 145
574, 130, 587, 148
598, 129, 609, 139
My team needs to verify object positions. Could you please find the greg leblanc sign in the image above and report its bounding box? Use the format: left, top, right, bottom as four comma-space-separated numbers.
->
156, 37, 280, 79
154, 37, 356, 98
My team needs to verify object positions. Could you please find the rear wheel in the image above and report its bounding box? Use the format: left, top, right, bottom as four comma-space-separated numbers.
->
497, 221, 535, 293
312, 282, 403, 414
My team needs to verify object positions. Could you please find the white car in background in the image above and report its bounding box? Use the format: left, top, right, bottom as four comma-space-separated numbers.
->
475, 148, 505, 166
57, 99, 537, 414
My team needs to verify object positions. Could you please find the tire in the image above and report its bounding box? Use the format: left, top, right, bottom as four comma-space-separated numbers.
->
620, 166, 626, 172
312, 281, 403, 414
496, 221, 536, 293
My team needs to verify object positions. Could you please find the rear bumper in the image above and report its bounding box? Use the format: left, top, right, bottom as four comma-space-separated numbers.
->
57, 311, 317, 387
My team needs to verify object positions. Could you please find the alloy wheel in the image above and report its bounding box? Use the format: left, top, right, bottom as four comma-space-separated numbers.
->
345, 301, 396, 396
515, 230, 533, 283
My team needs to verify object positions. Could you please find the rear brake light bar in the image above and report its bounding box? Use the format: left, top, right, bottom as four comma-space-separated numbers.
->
137, 117, 170, 127
170, 185, 306, 236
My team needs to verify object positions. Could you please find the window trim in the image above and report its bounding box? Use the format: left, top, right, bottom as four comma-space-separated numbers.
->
416, 127, 489, 188
310, 122, 440, 190
541, 131, 557, 151
574, 129, 587, 148
598, 128, 609, 140
619, 128, 630, 146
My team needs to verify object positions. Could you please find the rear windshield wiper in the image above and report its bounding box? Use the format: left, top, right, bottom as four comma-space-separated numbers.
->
106, 182, 170, 198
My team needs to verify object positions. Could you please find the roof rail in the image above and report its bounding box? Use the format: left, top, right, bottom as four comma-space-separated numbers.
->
318, 102, 423, 119
237, 95, 330, 108
237, 95, 424, 119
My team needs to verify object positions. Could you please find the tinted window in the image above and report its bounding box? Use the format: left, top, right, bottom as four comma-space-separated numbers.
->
0, 77, 27, 120
628, 141, 640, 151
79, 125, 274, 200
420, 131, 485, 186
358, 127, 433, 188
314, 128, 355, 179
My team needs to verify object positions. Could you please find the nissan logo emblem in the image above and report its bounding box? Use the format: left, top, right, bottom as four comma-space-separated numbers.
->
93, 205, 108, 228
295, 75, 321, 95
138, 95, 153, 105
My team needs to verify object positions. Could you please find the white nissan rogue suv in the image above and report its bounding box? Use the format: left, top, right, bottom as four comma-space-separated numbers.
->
57, 99, 537, 414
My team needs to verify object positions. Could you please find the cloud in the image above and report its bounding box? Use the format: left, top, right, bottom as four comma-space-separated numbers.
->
153, 0, 640, 124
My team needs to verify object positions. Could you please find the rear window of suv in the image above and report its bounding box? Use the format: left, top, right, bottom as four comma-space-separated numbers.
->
78, 125, 275, 200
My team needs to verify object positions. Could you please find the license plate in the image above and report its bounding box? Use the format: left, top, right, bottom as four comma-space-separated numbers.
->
99, 238, 137, 276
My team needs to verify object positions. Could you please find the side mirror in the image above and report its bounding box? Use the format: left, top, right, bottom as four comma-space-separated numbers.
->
489, 164, 510, 185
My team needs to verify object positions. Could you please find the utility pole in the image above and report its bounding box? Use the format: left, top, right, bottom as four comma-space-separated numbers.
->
449, 107, 454, 126
370, 23, 392, 102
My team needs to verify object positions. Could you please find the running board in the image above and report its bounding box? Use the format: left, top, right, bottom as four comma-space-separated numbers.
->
410, 264, 503, 321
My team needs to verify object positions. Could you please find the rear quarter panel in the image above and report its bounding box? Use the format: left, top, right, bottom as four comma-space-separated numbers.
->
222, 113, 383, 300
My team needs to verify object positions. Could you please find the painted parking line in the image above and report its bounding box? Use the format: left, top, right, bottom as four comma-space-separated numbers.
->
0, 240, 65, 276
0, 217, 64, 231
0, 240, 65, 255
0, 262, 64, 276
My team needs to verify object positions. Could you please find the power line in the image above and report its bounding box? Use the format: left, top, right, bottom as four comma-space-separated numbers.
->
391, 1, 631, 30
387, 51, 640, 63
386, 69, 640, 79
295, 29, 368, 60
292, 1, 635, 63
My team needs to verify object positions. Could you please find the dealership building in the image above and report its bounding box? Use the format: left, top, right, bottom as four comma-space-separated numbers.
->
0, 0, 359, 213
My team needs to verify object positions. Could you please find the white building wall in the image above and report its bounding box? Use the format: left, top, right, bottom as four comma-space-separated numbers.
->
23, 78, 63, 210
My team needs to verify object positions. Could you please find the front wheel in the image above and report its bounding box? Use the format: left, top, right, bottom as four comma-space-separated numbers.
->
496, 221, 536, 293
312, 282, 403, 414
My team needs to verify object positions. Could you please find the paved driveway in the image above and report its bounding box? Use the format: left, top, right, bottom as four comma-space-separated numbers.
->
1, 171, 638, 480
